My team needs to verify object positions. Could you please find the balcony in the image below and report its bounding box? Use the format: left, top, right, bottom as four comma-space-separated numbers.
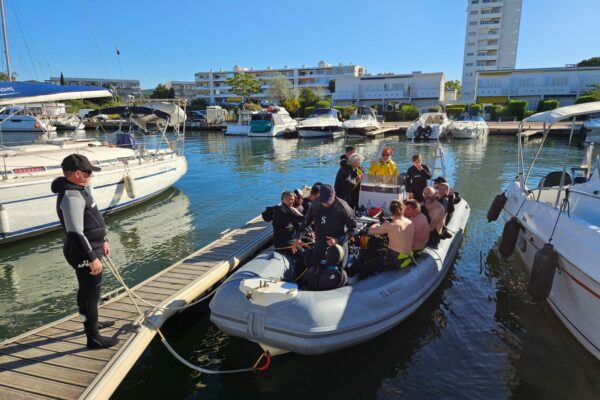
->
478, 33, 500, 40
478, 44, 500, 51
332, 91, 356, 100
360, 90, 405, 99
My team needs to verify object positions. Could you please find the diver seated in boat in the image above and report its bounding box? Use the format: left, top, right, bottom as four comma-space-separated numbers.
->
292, 184, 359, 290
422, 186, 446, 247
368, 147, 398, 184
347, 200, 415, 281
403, 199, 429, 253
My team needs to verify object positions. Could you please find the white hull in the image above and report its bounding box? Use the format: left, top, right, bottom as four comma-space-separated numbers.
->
225, 124, 251, 136
504, 182, 600, 360
0, 148, 187, 243
406, 124, 447, 139
298, 128, 344, 139
0, 116, 55, 132
449, 121, 489, 139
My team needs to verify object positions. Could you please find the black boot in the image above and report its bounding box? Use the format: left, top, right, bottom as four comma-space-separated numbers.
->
97, 320, 115, 330
84, 325, 118, 349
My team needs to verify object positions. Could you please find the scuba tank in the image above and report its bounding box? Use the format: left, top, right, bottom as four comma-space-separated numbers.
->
528, 243, 559, 302
487, 193, 506, 222
498, 217, 520, 258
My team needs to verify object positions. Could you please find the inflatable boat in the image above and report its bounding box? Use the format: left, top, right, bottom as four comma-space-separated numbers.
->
209, 198, 469, 356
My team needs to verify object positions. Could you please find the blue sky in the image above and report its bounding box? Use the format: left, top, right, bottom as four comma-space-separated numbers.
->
4, 0, 599, 89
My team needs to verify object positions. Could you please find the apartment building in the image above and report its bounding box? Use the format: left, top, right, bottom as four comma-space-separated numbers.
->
164, 81, 196, 100
47, 77, 141, 98
461, 0, 522, 101
195, 61, 365, 105
333, 72, 446, 110
476, 66, 600, 109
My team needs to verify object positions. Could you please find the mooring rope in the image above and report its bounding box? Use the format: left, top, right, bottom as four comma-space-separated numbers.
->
102, 255, 270, 374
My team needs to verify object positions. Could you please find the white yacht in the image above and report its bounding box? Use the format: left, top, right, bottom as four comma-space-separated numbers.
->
342, 107, 380, 137
247, 107, 297, 137
406, 112, 450, 140
0, 106, 55, 133
583, 112, 600, 143
54, 114, 85, 130
448, 115, 489, 139
0, 82, 188, 244
497, 101, 600, 360
298, 108, 344, 139
225, 110, 257, 136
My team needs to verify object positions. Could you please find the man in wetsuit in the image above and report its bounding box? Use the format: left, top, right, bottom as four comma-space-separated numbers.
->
334, 153, 364, 209
405, 153, 432, 202
302, 183, 321, 217
293, 184, 359, 267
272, 190, 305, 250
51, 154, 117, 349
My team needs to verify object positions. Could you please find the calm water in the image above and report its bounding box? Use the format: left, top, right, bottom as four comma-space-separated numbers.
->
1, 131, 599, 399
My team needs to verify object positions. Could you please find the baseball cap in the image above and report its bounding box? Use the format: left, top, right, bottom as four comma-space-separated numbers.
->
293, 188, 303, 197
319, 184, 335, 203
433, 176, 447, 184
61, 154, 101, 172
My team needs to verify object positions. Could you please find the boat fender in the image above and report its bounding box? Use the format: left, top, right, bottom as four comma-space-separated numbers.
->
0, 205, 9, 235
487, 193, 507, 222
124, 174, 136, 199
498, 216, 520, 258
528, 243, 559, 302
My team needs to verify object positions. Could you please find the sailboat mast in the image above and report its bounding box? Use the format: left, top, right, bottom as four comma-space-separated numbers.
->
0, 0, 10, 81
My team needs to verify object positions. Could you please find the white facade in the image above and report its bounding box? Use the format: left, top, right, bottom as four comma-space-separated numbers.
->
332, 72, 446, 109
47, 77, 141, 98
461, 0, 522, 102
476, 66, 600, 110
195, 61, 365, 105
164, 81, 196, 100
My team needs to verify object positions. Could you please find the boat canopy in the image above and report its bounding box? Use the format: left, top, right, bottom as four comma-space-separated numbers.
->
85, 106, 171, 121
524, 101, 600, 124
0, 81, 112, 106
309, 108, 340, 118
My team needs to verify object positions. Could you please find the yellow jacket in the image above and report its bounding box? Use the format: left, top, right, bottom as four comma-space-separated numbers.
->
368, 159, 398, 176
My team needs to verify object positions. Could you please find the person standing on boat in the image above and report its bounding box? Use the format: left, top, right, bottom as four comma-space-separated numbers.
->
334, 153, 364, 209
347, 200, 415, 281
368, 146, 398, 177
405, 153, 432, 203
301, 183, 321, 217
422, 186, 446, 247
51, 154, 117, 350
339, 146, 356, 168
293, 184, 359, 267
403, 199, 429, 252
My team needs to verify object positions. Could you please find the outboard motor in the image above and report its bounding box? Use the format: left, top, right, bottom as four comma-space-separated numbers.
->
487, 193, 507, 222
498, 217, 520, 258
528, 243, 559, 302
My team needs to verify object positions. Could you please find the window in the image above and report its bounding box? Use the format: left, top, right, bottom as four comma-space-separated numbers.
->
469, 31, 477, 36
467, 52, 474, 56
470, 10, 478, 15
471, 0, 479, 3
468, 41, 476, 46
469, 21, 477, 25
466, 63, 474, 66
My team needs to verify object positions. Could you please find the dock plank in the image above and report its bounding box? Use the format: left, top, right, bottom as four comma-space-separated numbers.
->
0, 370, 83, 400
0, 384, 53, 400
0, 344, 106, 373
0, 354, 96, 387
16, 335, 116, 362
144, 280, 187, 291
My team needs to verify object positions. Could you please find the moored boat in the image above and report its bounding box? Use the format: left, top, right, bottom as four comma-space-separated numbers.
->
406, 112, 450, 140
298, 108, 344, 139
225, 110, 257, 136
248, 107, 297, 137
494, 101, 600, 360
448, 115, 489, 139
342, 106, 380, 137
583, 112, 600, 143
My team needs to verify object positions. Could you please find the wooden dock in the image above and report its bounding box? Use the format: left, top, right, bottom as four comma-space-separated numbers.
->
0, 216, 272, 400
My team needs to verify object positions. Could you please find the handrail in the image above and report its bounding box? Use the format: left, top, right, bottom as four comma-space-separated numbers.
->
568, 189, 600, 200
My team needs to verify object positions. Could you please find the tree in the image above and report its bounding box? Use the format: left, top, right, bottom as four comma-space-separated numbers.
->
60, 72, 65, 85
585, 83, 600, 100
225, 73, 262, 104
150, 84, 174, 99
577, 57, 600, 67
0, 71, 17, 81
299, 88, 322, 107
445, 80, 462, 98
281, 98, 300, 115
328, 79, 335, 93
267, 74, 298, 104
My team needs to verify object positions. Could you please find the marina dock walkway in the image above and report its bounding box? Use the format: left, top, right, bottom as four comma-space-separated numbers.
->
0, 216, 272, 400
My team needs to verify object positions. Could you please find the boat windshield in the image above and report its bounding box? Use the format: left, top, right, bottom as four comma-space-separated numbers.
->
309, 109, 339, 118
351, 108, 376, 120
251, 113, 272, 121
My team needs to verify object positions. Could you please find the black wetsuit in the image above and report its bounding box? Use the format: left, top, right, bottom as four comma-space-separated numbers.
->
272, 203, 304, 248
51, 177, 107, 332
297, 198, 359, 266
334, 162, 359, 208
405, 165, 431, 202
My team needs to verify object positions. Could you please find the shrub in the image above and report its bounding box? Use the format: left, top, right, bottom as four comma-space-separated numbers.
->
400, 104, 419, 120
446, 106, 466, 118
333, 106, 356, 120
468, 103, 483, 115
281, 98, 300, 116
304, 106, 315, 117
428, 105, 442, 112
537, 99, 560, 112
382, 111, 403, 122
575, 95, 596, 104
524, 110, 535, 119
505, 100, 528, 120
484, 104, 504, 120
314, 99, 331, 109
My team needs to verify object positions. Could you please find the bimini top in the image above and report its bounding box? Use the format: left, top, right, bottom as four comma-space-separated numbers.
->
524, 101, 600, 124
0, 81, 112, 106
85, 106, 171, 121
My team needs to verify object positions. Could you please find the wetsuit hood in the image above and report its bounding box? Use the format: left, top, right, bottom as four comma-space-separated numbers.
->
51, 176, 84, 194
